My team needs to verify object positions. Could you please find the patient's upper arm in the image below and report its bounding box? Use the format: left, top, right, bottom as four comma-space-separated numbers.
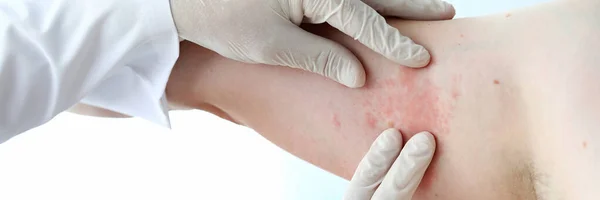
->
165, 18, 539, 199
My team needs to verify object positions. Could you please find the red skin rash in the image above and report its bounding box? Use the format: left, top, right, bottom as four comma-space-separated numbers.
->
366, 112, 377, 129
332, 114, 341, 130
360, 67, 457, 136
357, 66, 462, 192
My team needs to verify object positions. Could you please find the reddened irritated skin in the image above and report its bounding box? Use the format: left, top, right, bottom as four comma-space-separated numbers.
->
357, 66, 457, 135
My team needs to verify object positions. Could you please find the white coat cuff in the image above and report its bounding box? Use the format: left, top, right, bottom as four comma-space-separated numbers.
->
81, 0, 179, 128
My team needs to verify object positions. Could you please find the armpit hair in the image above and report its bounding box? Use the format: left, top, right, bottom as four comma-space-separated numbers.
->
510, 160, 562, 200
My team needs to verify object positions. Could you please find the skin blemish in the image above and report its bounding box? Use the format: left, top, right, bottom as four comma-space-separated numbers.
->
494, 79, 500, 85
583, 141, 588, 149
365, 112, 377, 129
460, 34, 464, 38
332, 113, 341, 130
386, 121, 395, 128
451, 89, 460, 98
505, 13, 512, 18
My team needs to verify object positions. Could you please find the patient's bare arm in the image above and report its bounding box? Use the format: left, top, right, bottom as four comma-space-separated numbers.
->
167, 1, 600, 199
167, 21, 529, 200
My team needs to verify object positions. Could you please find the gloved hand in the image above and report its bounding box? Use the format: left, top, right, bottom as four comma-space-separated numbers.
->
170, 0, 455, 88
344, 128, 436, 200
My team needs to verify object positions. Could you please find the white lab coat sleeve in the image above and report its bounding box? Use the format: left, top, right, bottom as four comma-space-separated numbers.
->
0, 0, 180, 143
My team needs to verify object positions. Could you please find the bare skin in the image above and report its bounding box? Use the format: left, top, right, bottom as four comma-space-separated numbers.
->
74, 0, 600, 199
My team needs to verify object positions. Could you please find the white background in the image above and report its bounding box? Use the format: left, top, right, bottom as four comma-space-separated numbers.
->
0, 0, 548, 199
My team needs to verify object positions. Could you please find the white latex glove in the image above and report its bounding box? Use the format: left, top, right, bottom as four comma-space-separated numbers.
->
170, 0, 455, 88
344, 128, 436, 200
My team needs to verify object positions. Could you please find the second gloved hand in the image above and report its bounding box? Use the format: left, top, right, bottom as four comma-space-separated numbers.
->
170, 0, 455, 88
344, 128, 436, 200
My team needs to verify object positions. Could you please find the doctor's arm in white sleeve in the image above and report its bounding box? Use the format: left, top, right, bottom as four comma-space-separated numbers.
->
0, 0, 180, 141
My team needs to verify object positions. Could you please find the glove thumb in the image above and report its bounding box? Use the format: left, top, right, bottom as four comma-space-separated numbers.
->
261, 26, 366, 88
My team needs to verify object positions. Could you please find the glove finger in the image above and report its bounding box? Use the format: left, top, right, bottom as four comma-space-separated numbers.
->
343, 128, 404, 200
363, 0, 455, 20
303, 0, 431, 68
258, 25, 365, 88
370, 131, 436, 199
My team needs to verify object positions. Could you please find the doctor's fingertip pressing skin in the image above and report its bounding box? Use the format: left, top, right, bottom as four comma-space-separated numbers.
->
406, 131, 436, 155
341, 63, 367, 88
401, 44, 431, 68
